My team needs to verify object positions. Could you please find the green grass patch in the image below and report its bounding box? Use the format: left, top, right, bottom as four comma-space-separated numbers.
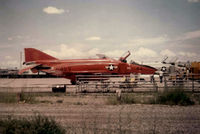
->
0, 93, 18, 103
0, 92, 37, 104
193, 94, 200, 104
18, 92, 37, 104
155, 88, 194, 106
0, 115, 65, 134
107, 93, 135, 105
106, 90, 195, 106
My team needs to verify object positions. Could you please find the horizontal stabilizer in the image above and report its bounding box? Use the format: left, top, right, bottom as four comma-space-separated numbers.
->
18, 65, 39, 74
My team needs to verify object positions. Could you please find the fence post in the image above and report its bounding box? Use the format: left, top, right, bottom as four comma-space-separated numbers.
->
192, 74, 194, 92
116, 89, 121, 100
164, 75, 167, 91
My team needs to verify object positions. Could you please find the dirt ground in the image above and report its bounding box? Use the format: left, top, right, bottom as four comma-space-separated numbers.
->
0, 94, 200, 134
0, 78, 200, 133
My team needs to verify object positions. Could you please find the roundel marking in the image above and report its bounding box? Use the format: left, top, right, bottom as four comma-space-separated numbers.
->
105, 64, 118, 71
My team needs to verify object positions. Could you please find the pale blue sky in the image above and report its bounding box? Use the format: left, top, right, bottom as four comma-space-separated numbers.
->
0, 0, 200, 68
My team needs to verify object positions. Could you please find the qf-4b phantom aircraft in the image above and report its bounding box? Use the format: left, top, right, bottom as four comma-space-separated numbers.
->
19, 48, 156, 84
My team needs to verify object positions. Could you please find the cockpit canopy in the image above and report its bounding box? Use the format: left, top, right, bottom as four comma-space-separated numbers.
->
130, 60, 140, 65
96, 54, 108, 59
96, 51, 131, 62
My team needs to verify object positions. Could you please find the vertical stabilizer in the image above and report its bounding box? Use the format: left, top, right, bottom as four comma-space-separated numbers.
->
25, 48, 58, 62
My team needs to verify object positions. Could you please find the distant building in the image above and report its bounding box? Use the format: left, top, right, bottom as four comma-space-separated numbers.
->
0, 68, 18, 75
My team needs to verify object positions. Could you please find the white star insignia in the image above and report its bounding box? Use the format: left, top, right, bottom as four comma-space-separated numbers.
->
105, 64, 118, 71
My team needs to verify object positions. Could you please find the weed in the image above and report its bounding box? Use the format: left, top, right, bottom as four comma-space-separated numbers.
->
18, 92, 37, 104
0, 115, 65, 134
0, 92, 18, 103
193, 93, 200, 104
107, 96, 118, 105
40, 100, 51, 103
56, 100, 63, 103
74, 102, 87, 105
107, 94, 135, 105
156, 88, 194, 106
53, 93, 65, 97
121, 94, 135, 104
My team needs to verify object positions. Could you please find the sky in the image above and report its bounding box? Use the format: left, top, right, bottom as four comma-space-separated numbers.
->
0, 0, 200, 68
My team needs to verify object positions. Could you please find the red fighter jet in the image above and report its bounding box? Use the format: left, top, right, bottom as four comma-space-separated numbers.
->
19, 48, 157, 84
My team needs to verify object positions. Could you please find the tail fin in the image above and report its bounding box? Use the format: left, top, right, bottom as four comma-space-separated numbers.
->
25, 48, 58, 62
